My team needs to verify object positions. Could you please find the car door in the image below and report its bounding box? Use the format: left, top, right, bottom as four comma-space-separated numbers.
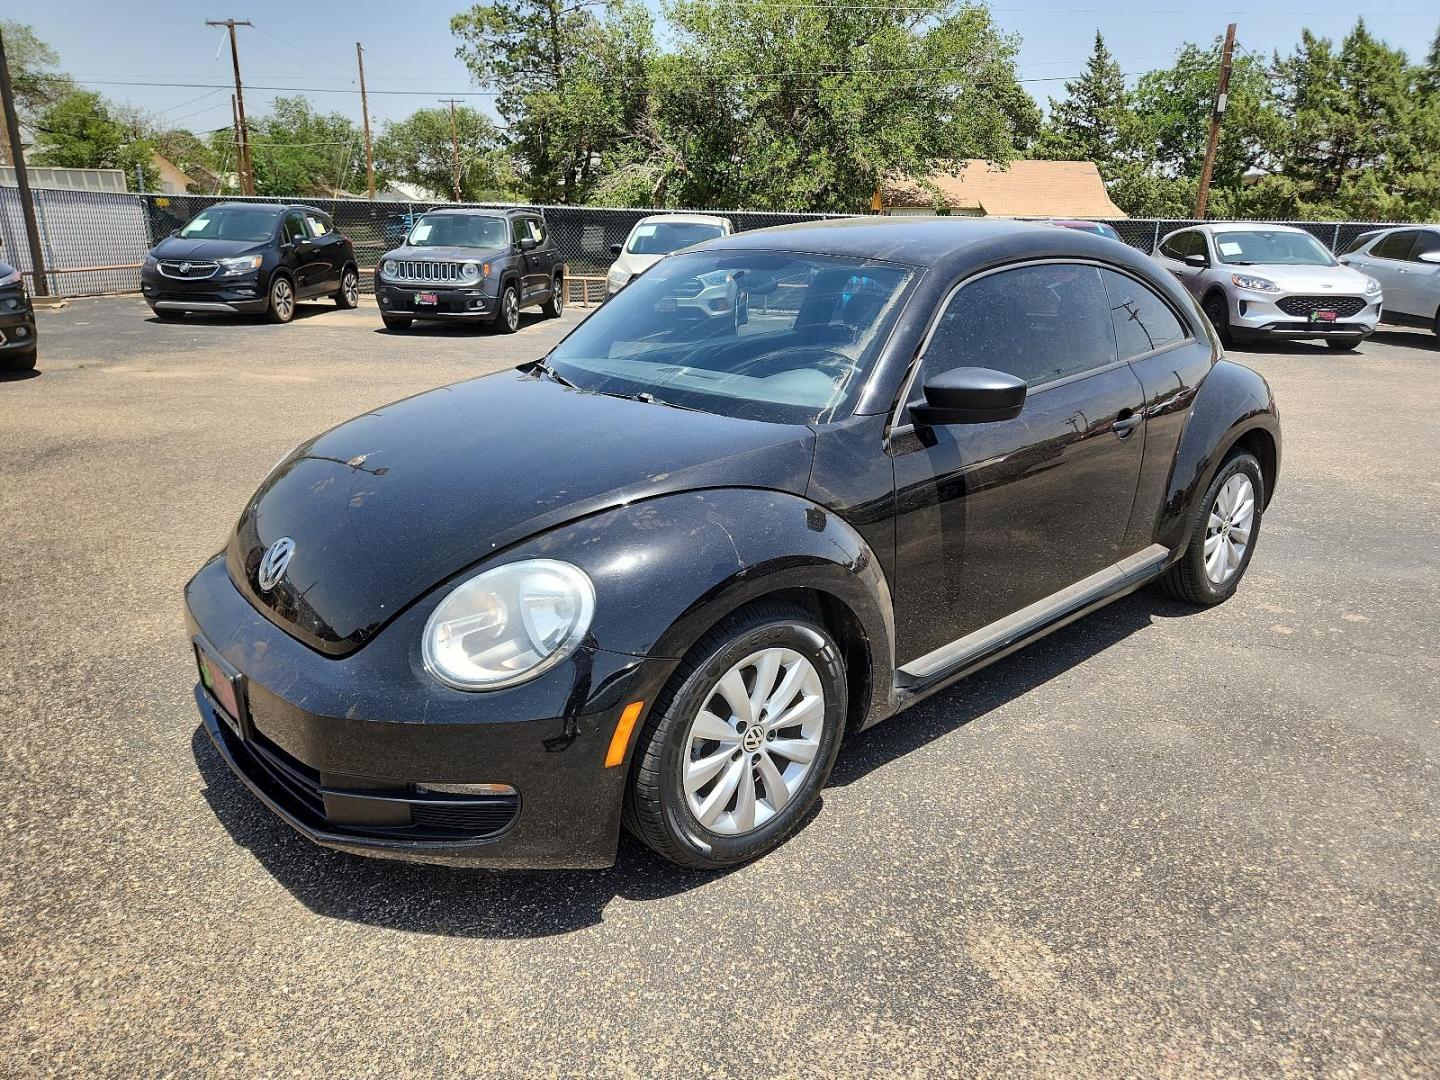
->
1365, 230, 1418, 315
510, 215, 538, 299
889, 261, 1149, 667
1158, 230, 1207, 298
304, 211, 343, 292
1396, 229, 1440, 319
526, 217, 557, 300
281, 212, 320, 295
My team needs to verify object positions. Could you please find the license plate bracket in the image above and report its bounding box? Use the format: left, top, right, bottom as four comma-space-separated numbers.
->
195, 638, 248, 740
416, 291, 438, 306
1310, 309, 1337, 322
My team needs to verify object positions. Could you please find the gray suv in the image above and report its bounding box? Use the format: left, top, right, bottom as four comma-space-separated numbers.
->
375, 208, 563, 333
1339, 226, 1440, 337
1156, 223, 1381, 351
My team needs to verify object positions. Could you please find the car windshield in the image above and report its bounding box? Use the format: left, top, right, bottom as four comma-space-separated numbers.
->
1214, 230, 1335, 266
406, 214, 509, 248
178, 206, 281, 242
626, 221, 726, 255
546, 250, 913, 424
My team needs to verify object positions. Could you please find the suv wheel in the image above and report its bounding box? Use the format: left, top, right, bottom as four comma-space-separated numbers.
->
495, 283, 520, 334
335, 267, 360, 309
1, 346, 37, 372
624, 601, 847, 869
382, 315, 412, 332
266, 275, 295, 324
153, 308, 184, 322
541, 277, 564, 319
1202, 292, 1233, 348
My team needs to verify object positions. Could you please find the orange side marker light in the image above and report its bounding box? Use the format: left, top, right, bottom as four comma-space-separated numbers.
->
605, 701, 645, 768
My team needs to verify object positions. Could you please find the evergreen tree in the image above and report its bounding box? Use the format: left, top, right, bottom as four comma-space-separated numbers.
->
1033, 32, 1133, 176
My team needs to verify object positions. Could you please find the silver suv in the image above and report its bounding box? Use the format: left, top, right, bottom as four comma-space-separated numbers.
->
1338, 226, 1440, 338
1156, 223, 1381, 351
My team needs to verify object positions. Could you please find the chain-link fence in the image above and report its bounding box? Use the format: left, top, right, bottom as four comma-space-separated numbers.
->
0, 186, 1423, 299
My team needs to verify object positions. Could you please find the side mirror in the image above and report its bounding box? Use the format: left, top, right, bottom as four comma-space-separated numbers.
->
910, 367, 1026, 426
609, 243, 622, 256
518, 237, 537, 251
1184, 252, 1209, 268
170, 229, 181, 238
1418, 250, 1440, 264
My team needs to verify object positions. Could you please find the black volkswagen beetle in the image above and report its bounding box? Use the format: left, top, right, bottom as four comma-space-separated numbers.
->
185, 218, 1280, 870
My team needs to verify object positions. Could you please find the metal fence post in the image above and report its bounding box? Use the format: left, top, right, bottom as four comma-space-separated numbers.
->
1332, 223, 1341, 253
1152, 220, 1160, 254
33, 187, 59, 296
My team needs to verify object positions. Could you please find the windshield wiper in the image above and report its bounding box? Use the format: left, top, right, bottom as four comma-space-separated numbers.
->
623, 391, 702, 413
526, 358, 580, 389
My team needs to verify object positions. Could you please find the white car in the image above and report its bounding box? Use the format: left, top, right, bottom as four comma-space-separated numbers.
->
1338, 226, 1440, 337
606, 214, 733, 299
1156, 223, 1382, 351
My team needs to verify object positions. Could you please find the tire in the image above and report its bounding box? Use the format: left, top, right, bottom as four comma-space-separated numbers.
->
1159, 450, 1265, 606
1325, 339, 1359, 351
266, 274, 296, 324
1202, 291, 1233, 349
152, 308, 184, 321
1, 347, 37, 372
334, 266, 360, 309
624, 601, 847, 870
494, 282, 521, 334
540, 277, 564, 318
381, 315, 412, 332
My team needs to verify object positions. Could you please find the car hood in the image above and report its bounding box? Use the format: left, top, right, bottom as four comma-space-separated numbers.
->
1230, 262, 1374, 293
612, 251, 664, 279
226, 370, 817, 655
151, 237, 267, 261
381, 244, 510, 263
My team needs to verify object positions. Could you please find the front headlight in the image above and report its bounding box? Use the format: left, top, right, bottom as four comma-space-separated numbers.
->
423, 559, 595, 691
1230, 273, 1280, 293
218, 254, 263, 276
1364, 276, 1382, 295
607, 268, 630, 288
382, 259, 398, 278
142, 255, 158, 271
461, 261, 480, 281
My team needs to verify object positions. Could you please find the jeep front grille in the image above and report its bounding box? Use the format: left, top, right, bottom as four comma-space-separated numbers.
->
387, 261, 470, 284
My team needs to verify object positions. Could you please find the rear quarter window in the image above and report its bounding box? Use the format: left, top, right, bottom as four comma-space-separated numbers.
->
1100, 269, 1188, 359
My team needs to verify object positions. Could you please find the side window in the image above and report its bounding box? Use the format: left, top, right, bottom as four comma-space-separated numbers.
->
282, 213, 308, 244
511, 216, 528, 245
527, 218, 547, 245
921, 264, 1118, 389
1407, 230, 1440, 261
305, 213, 330, 237
1158, 232, 1186, 260
1185, 232, 1210, 262
1341, 232, 1378, 256
1372, 231, 1417, 261
1100, 268, 1187, 359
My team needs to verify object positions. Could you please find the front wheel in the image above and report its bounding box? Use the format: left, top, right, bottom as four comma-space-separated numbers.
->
494, 283, 520, 334
1202, 292, 1233, 349
1, 347, 37, 372
540, 277, 564, 318
1159, 450, 1265, 606
334, 267, 360, 309
266, 275, 295, 324
152, 308, 184, 322
1325, 338, 1359, 351
381, 315, 412, 332
625, 602, 847, 869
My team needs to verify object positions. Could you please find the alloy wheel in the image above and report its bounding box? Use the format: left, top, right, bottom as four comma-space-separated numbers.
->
503, 290, 519, 331
681, 647, 825, 836
342, 271, 359, 306
272, 278, 294, 321
1204, 473, 1255, 584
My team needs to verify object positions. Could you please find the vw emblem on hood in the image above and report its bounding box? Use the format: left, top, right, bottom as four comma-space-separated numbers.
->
256, 536, 296, 592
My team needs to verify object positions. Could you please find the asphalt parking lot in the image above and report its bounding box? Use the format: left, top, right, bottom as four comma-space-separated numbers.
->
2, 295, 1437, 1078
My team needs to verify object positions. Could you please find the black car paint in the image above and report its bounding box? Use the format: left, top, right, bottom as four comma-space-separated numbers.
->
374, 208, 561, 323
140, 203, 356, 317
186, 217, 1280, 868
0, 260, 38, 368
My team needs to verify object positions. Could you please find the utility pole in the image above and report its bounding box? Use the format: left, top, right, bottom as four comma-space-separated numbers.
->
1194, 22, 1236, 220
229, 93, 245, 194
356, 43, 376, 199
441, 98, 463, 202
0, 26, 50, 296
207, 19, 254, 195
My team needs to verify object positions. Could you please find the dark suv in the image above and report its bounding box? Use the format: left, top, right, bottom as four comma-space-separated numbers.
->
0, 258, 37, 372
141, 203, 359, 324
374, 208, 563, 333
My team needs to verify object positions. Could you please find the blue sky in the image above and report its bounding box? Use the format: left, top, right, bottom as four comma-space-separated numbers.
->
9, 0, 1438, 136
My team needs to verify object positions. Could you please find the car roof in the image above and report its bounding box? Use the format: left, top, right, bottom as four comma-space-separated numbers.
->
634, 213, 731, 227
421, 206, 536, 218
1200, 222, 1312, 236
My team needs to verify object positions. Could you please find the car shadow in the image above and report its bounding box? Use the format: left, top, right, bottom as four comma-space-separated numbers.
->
144, 304, 336, 327
191, 587, 1197, 939
1369, 327, 1438, 350
372, 312, 548, 336
0, 366, 41, 382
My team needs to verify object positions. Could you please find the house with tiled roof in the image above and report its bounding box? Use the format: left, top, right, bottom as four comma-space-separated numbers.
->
874, 159, 1126, 219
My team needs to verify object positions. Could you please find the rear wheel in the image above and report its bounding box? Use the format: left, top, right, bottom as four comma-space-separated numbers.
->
1325, 338, 1359, 351
1202, 292, 1233, 349
334, 267, 360, 309
1159, 450, 1264, 606
381, 315, 412, 332
540, 277, 564, 318
625, 602, 847, 869
266, 275, 295, 324
494, 283, 520, 334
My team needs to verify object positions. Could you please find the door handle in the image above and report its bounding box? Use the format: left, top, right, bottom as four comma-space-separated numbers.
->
1112, 411, 1142, 438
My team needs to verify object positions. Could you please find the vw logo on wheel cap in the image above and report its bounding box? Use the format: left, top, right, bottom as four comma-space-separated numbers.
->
256, 536, 296, 592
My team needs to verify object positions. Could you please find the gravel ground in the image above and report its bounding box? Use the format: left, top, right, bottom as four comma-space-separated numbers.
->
2, 295, 1437, 1078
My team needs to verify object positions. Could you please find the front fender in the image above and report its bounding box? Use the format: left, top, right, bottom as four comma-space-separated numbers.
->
1158, 358, 1280, 553
498, 488, 898, 727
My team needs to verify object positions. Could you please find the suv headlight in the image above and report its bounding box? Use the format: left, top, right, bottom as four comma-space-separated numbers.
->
218, 254, 262, 276
607, 268, 630, 288
461, 261, 480, 281
1364, 276, 1382, 295
1230, 273, 1280, 293
423, 559, 595, 691
382, 259, 398, 278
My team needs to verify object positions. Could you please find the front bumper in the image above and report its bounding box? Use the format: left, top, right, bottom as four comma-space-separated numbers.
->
1227, 289, 1379, 342
185, 555, 668, 868
0, 302, 36, 353
376, 279, 495, 319
141, 269, 268, 314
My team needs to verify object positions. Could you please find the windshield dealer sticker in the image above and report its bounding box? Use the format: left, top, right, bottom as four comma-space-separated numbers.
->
1218, 241, 1243, 256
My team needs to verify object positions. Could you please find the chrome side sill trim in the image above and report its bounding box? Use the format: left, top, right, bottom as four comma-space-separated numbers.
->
897, 543, 1170, 681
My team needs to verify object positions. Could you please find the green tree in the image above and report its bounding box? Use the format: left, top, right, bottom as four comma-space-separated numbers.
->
29, 89, 157, 187
373, 106, 512, 201
645, 0, 1039, 211
246, 96, 365, 197
451, 0, 654, 203
1034, 32, 1135, 177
